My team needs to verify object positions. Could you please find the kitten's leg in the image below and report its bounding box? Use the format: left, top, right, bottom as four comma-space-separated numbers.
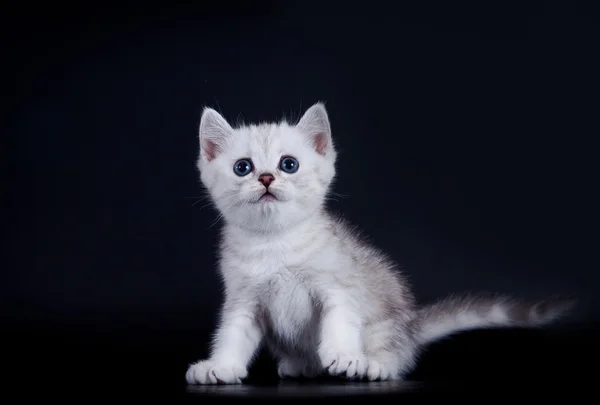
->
186, 294, 263, 385
317, 291, 367, 379
364, 319, 418, 381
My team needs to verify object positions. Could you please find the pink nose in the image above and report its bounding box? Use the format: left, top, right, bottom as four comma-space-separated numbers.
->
258, 173, 275, 188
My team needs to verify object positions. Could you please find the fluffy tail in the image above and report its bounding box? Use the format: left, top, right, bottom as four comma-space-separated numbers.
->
412, 293, 576, 346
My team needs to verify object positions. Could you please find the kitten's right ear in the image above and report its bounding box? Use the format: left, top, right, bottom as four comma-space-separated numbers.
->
296, 102, 332, 156
199, 107, 233, 162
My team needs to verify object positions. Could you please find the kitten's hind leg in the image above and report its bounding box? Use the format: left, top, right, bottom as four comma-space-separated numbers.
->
365, 353, 404, 381
277, 354, 321, 379
364, 320, 418, 381
277, 355, 304, 379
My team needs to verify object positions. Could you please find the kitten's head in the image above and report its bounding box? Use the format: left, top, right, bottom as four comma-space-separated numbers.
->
197, 102, 337, 233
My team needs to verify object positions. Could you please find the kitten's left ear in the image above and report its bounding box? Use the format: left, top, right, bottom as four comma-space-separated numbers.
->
199, 107, 233, 162
296, 102, 332, 156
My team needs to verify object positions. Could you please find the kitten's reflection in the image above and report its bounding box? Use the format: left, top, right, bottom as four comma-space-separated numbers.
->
186, 380, 423, 397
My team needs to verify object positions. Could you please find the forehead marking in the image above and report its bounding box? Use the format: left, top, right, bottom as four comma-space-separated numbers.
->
239, 124, 283, 172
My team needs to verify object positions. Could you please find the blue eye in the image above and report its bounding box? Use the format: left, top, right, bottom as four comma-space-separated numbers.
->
233, 159, 253, 176
280, 156, 299, 173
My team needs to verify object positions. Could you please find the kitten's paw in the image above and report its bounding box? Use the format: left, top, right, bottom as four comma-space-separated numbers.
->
320, 351, 367, 379
186, 360, 248, 385
366, 359, 399, 381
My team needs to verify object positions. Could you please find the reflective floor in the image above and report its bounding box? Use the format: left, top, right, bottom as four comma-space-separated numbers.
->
187, 379, 425, 397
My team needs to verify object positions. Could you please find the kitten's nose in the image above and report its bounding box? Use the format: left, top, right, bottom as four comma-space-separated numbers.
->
258, 173, 275, 188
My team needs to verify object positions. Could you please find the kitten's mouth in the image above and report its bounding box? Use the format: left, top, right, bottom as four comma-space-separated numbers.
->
258, 191, 277, 202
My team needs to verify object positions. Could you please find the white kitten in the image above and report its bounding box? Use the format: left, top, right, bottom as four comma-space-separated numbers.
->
186, 102, 574, 384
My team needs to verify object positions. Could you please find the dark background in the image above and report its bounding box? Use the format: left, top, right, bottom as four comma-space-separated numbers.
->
3, 0, 599, 399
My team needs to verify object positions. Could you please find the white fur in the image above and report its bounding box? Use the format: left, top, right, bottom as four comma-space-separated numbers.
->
186, 103, 574, 385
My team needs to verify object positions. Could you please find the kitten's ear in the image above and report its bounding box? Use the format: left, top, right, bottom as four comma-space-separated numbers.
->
199, 107, 233, 162
296, 102, 332, 156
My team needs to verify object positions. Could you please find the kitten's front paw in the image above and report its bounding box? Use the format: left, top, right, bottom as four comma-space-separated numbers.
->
320, 351, 367, 379
186, 360, 248, 385
366, 359, 399, 381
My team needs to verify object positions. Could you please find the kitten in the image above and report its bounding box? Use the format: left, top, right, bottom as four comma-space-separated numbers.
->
186, 102, 574, 385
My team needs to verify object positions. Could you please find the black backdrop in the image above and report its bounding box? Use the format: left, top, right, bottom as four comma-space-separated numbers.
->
4, 0, 599, 399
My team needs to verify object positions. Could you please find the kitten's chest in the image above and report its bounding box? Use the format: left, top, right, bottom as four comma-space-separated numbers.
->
260, 268, 315, 341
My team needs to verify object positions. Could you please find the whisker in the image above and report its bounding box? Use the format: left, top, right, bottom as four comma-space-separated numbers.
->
191, 198, 212, 208
192, 192, 237, 209
207, 194, 244, 229
329, 191, 350, 199
208, 213, 224, 228
186, 193, 213, 207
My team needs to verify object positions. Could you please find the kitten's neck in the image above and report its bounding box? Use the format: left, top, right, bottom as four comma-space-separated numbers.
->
224, 208, 328, 240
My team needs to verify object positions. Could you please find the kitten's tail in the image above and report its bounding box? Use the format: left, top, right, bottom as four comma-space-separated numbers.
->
412, 293, 576, 347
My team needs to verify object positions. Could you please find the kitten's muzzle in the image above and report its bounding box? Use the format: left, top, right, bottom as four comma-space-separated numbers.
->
253, 174, 280, 202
